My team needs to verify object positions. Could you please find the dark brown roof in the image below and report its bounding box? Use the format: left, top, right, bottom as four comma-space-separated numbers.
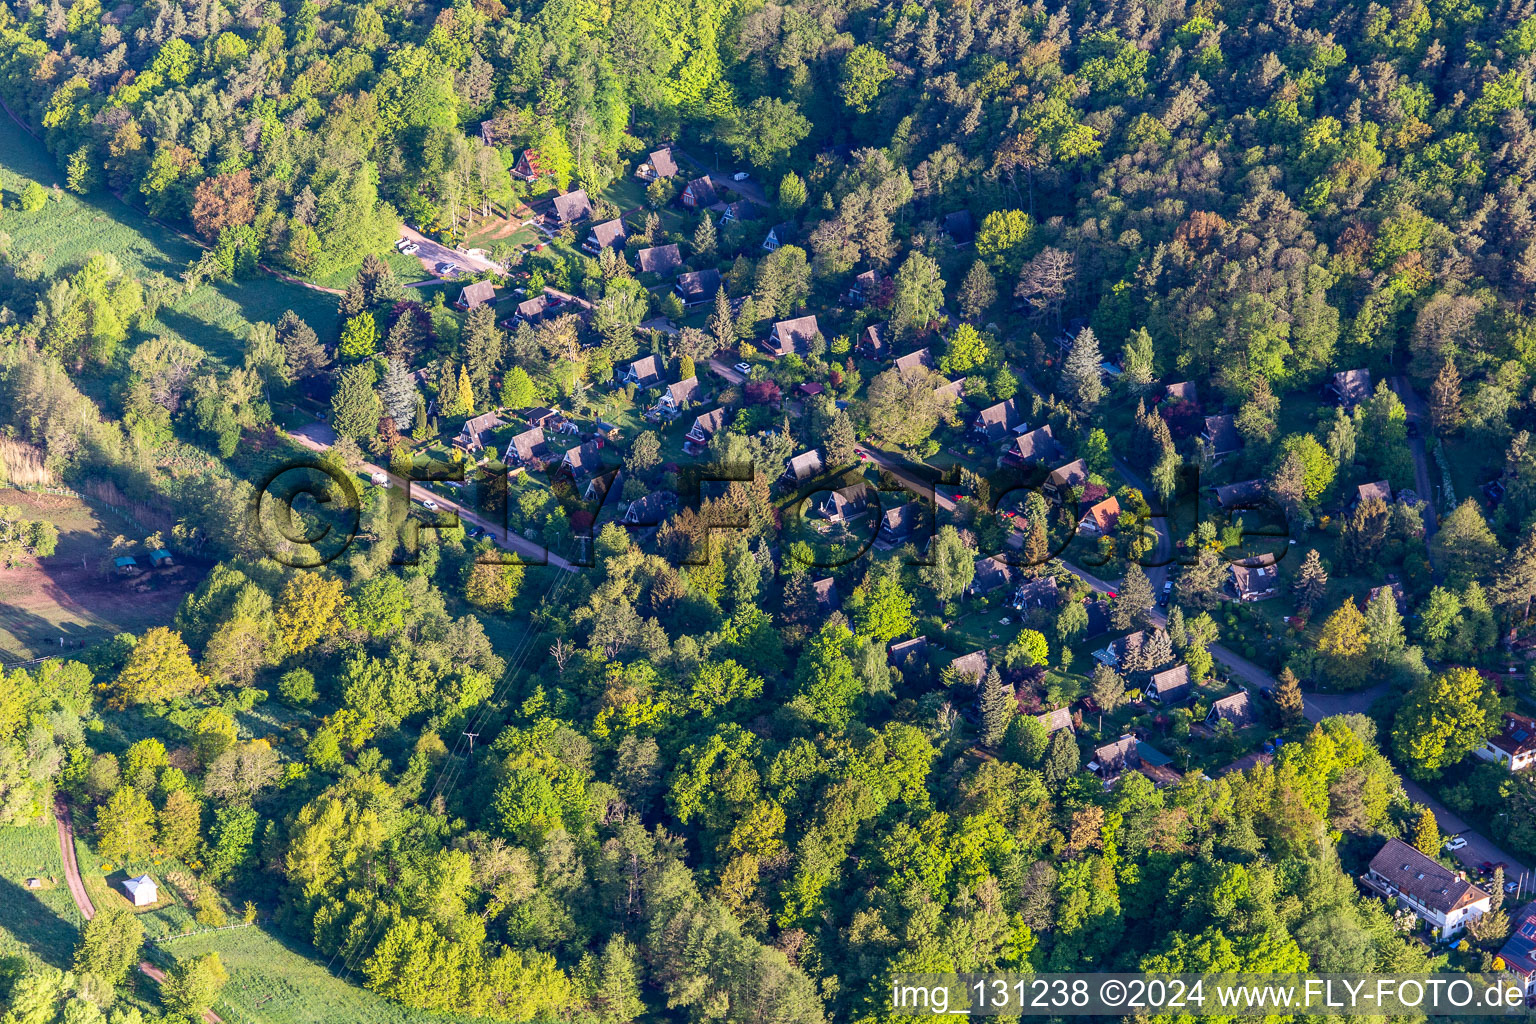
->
782, 449, 825, 483
1368, 838, 1490, 916
664, 377, 702, 405
586, 218, 627, 249
1148, 663, 1193, 702
1358, 480, 1393, 504
688, 408, 726, 439
624, 355, 664, 386
1230, 561, 1279, 598
767, 316, 820, 357
1046, 459, 1089, 491
552, 190, 594, 224
1203, 414, 1241, 454
1207, 691, 1255, 727
638, 244, 682, 276
684, 177, 717, 206
1036, 707, 1074, 734
1011, 425, 1062, 464
457, 412, 505, 450
893, 348, 935, 374
1213, 479, 1265, 508
562, 441, 604, 477
457, 281, 496, 308
889, 635, 928, 666
1093, 735, 1140, 774
649, 148, 679, 177
974, 398, 1021, 437
813, 577, 839, 610
1164, 381, 1197, 404
507, 425, 548, 462
861, 322, 888, 357
676, 269, 722, 303
971, 555, 1016, 594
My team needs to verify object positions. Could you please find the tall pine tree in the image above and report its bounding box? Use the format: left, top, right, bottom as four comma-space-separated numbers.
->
977, 667, 1012, 747
1061, 326, 1103, 412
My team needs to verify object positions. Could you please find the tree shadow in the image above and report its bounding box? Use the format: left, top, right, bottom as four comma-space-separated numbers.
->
0, 881, 80, 968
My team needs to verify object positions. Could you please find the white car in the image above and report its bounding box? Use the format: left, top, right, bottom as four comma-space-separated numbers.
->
1444, 835, 1468, 851
399, 242, 420, 255
435, 262, 459, 276
370, 471, 389, 486
420, 498, 439, 512
732, 171, 751, 181
733, 362, 751, 374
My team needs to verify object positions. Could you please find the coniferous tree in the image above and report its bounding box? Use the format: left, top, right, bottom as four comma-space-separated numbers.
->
826, 410, 857, 468
1042, 728, 1079, 789
385, 309, 424, 360
461, 304, 502, 403
710, 286, 735, 352
1293, 549, 1329, 613
693, 213, 717, 261
1274, 667, 1305, 726
958, 261, 996, 320
411, 393, 431, 441
977, 667, 1012, 747
338, 280, 366, 319
1113, 563, 1155, 630
1430, 357, 1463, 434
1061, 326, 1103, 412
1364, 588, 1405, 664
378, 358, 418, 429
331, 362, 382, 440
278, 311, 329, 380
1493, 522, 1536, 620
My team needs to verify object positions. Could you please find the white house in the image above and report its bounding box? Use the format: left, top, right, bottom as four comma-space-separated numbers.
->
1361, 838, 1490, 938
1474, 712, 1536, 772
122, 874, 158, 907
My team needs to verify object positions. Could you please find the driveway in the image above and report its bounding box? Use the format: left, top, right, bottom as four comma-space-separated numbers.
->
709, 358, 746, 385
285, 423, 577, 572
54, 796, 94, 921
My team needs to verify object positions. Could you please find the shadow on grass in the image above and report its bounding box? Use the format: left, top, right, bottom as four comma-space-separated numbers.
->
0, 880, 80, 968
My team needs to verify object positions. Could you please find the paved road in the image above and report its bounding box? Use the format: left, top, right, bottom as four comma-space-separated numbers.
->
53, 796, 94, 921
286, 422, 577, 572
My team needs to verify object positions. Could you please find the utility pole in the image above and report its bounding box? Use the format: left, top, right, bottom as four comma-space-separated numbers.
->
463, 731, 479, 760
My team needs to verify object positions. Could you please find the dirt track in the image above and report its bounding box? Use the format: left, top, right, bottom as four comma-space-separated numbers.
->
53, 796, 94, 921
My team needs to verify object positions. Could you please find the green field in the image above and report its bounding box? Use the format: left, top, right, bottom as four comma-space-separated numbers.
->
162, 927, 472, 1024
0, 113, 341, 366
0, 822, 85, 969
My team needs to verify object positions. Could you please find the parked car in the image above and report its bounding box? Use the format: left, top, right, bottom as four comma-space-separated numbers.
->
370, 471, 389, 486
733, 362, 751, 374
732, 171, 751, 181
420, 498, 440, 511
1444, 835, 1469, 851
435, 261, 459, 276
399, 241, 420, 255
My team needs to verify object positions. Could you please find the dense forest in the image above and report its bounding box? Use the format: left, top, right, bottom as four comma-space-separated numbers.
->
5, 0, 1536, 1019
